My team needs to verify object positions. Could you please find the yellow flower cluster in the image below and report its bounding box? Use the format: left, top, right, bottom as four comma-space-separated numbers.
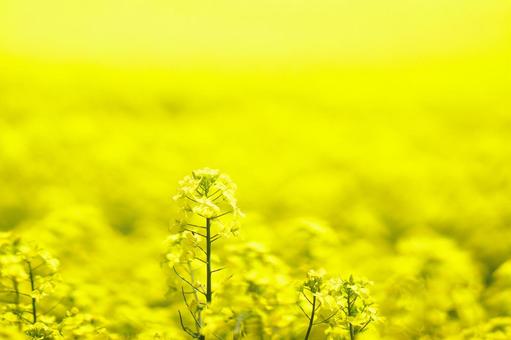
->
0, 233, 117, 339
299, 270, 379, 340
173, 168, 243, 238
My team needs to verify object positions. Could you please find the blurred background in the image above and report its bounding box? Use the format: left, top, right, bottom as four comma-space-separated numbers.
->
1, 0, 511, 338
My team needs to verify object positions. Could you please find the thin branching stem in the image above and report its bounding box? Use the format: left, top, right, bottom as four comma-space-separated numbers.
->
185, 195, 199, 203
211, 235, 222, 243
196, 245, 207, 256
298, 303, 311, 320
314, 310, 339, 325
211, 211, 232, 220
11, 278, 22, 331
206, 189, 221, 199
27, 261, 37, 323
0, 289, 32, 298
173, 267, 206, 297
304, 295, 317, 340
183, 228, 207, 238
185, 223, 207, 230
182, 287, 201, 328
194, 257, 207, 265
40, 298, 66, 316
178, 310, 197, 338
347, 292, 355, 340
187, 263, 203, 334
359, 318, 372, 333
21, 316, 33, 324
302, 291, 313, 305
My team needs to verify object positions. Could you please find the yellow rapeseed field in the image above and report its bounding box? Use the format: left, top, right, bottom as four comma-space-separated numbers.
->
1, 1, 511, 339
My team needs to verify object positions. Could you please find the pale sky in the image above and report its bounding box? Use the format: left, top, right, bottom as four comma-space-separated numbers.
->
0, 0, 510, 65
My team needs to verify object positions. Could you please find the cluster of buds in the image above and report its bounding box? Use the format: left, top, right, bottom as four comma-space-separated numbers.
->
299, 270, 379, 340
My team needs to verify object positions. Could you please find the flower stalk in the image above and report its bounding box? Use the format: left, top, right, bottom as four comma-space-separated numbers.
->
304, 295, 316, 340
167, 168, 243, 339
206, 217, 212, 305
26, 260, 37, 324
11, 278, 22, 331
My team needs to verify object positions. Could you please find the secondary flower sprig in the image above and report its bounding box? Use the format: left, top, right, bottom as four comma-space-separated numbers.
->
0, 232, 60, 332
0, 233, 116, 339
299, 270, 379, 340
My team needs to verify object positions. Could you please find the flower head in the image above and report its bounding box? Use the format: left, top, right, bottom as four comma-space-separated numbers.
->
173, 168, 243, 236
302, 269, 326, 294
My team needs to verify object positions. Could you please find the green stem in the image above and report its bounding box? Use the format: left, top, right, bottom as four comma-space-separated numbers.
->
206, 217, 212, 304
12, 278, 22, 331
304, 295, 316, 340
347, 293, 355, 340
199, 217, 212, 340
27, 261, 37, 324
